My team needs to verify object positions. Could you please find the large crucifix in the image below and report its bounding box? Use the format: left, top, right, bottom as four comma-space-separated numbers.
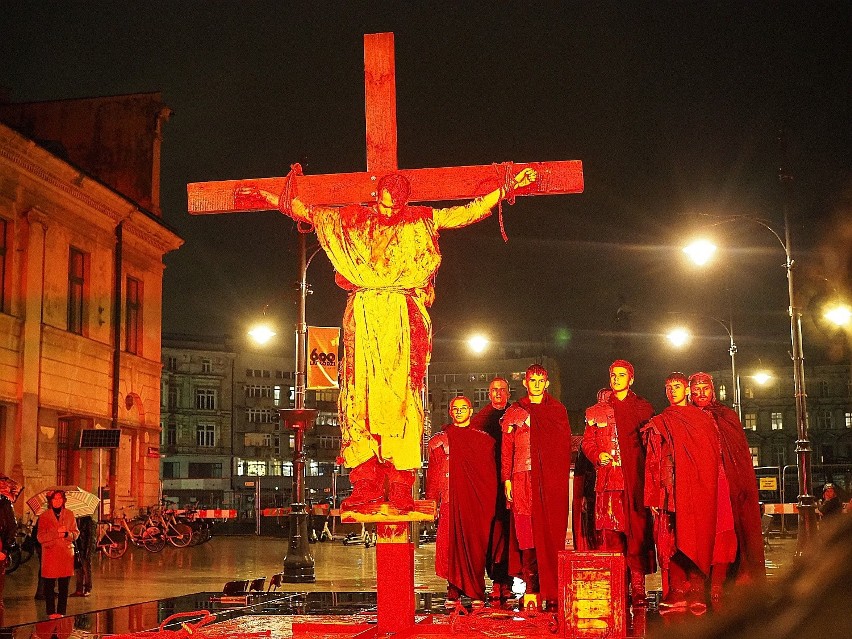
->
188, 27, 584, 498
188, 31, 584, 621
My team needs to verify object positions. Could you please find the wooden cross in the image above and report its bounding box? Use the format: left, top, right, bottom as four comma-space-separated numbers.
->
187, 32, 583, 214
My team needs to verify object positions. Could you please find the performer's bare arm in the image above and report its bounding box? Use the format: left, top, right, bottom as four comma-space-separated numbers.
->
433, 168, 537, 229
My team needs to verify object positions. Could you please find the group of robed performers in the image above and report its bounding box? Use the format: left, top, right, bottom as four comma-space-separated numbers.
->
245, 168, 763, 616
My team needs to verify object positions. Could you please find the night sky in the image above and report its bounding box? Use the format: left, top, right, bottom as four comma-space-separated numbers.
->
2, 3, 849, 411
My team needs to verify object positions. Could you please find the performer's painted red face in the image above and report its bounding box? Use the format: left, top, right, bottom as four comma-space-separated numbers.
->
489, 379, 509, 409
523, 373, 549, 399
449, 397, 473, 426
376, 189, 399, 218
609, 367, 633, 393
665, 380, 688, 406
690, 381, 714, 408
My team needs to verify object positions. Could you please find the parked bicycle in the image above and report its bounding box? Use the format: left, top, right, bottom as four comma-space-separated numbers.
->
5, 516, 36, 574
97, 510, 165, 558
155, 509, 193, 548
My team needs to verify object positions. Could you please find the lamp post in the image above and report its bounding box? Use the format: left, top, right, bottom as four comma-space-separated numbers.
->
278, 231, 317, 582
683, 207, 815, 552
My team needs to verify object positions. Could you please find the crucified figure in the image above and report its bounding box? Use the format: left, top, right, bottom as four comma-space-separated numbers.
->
241, 167, 536, 513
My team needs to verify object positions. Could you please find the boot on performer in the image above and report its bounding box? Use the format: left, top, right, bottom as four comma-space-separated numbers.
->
386, 465, 416, 512
340, 457, 384, 510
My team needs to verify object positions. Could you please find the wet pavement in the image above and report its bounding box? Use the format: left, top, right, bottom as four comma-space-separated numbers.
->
1, 532, 798, 635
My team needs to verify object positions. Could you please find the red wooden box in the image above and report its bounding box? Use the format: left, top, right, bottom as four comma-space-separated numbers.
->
558, 551, 627, 638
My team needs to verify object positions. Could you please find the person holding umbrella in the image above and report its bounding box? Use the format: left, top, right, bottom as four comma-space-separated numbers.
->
36, 490, 79, 619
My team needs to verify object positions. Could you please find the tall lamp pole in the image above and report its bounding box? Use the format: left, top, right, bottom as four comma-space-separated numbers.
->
279, 231, 317, 582
682, 192, 815, 551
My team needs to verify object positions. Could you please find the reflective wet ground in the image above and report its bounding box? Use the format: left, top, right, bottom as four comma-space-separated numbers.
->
1, 533, 797, 636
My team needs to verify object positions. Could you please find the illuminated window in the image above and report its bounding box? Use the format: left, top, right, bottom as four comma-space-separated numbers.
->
68, 247, 89, 335
749, 447, 759, 467
246, 460, 267, 476
718, 384, 727, 401
744, 413, 757, 431
125, 276, 142, 355
845, 412, 852, 429
771, 412, 783, 431
273, 385, 282, 406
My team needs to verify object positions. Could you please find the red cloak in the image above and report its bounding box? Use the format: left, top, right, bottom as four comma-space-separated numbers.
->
427, 424, 497, 600
470, 404, 511, 584
703, 402, 766, 582
513, 393, 572, 602
644, 404, 721, 575
582, 390, 656, 574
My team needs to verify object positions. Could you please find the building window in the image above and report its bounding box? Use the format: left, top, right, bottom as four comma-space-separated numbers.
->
167, 356, 178, 371
749, 446, 759, 467
273, 385, 282, 406
845, 412, 852, 429
744, 412, 757, 431
125, 276, 142, 354
246, 385, 273, 399
246, 460, 267, 476
816, 380, 830, 398
771, 412, 783, 431
68, 247, 89, 335
246, 408, 274, 423
162, 462, 179, 479
196, 423, 216, 447
743, 385, 754, 399
473, 388, 489, 409
718, 384, 727, 401
189, 462, 222, 479
164, 419, 177, 446
201, 358, 213, 373
194, 388, 217, 410
0, 218, 8, 313
56, 418, 73, 485
168, 387, 179, 410
815, 409, 833, 430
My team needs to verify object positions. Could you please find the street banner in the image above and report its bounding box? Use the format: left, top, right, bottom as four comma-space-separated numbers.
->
307, 326, 340, 390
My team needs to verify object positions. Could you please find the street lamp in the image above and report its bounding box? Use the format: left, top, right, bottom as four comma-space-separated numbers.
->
666, 316, 741, 420
682, 202, 815, 551
824, 303, 852, 328
467, 334, 489, 354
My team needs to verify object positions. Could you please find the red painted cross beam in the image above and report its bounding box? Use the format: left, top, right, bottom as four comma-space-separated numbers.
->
187, 32, 583, 215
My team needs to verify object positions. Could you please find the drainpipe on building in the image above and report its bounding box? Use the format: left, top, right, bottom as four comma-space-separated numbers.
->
109, 221, 124, 518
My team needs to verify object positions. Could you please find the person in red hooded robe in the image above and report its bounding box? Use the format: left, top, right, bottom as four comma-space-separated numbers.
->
689, 372, 765, 608
581, 360, 656, 607
426, 396, 497, 603
501, 364, 571, 611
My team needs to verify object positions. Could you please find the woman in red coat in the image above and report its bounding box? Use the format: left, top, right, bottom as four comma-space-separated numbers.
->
37, 490, 79, 618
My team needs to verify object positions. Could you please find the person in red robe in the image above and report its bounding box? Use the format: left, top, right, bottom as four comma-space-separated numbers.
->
643, 372, 723, 614
581, 360, 656, 607
426, 396, 497, 603
470, 377, 513, 603
689, 372, 766, 607
501, 364, 571, 611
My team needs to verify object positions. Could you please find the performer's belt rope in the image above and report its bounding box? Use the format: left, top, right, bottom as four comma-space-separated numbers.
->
494, 162, 517, 243
281, 162, 313, 234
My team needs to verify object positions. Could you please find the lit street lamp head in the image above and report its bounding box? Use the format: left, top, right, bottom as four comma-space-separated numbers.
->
824, 303, 852, 327
248, 324, 277, 345
666, 326, 691, 348
683, 238, 717, 266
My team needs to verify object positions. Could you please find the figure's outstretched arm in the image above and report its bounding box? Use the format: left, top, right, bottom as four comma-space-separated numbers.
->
233, 186, 316, 224
434, 168, 538, 230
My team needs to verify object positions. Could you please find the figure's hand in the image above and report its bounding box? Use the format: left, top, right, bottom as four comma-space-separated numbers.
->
505, 480, 513, 502
513, 168, 537, 188
598, 452, 613, 467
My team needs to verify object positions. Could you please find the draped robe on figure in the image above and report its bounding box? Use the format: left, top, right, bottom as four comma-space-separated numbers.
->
503, 393, 572, 602
581, 390, 656, 574
643, 404, 721, 576
293, 198, 497, 470
470, 403, 510, 586
702, 401, 766, 582
426, 425, 497, 600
